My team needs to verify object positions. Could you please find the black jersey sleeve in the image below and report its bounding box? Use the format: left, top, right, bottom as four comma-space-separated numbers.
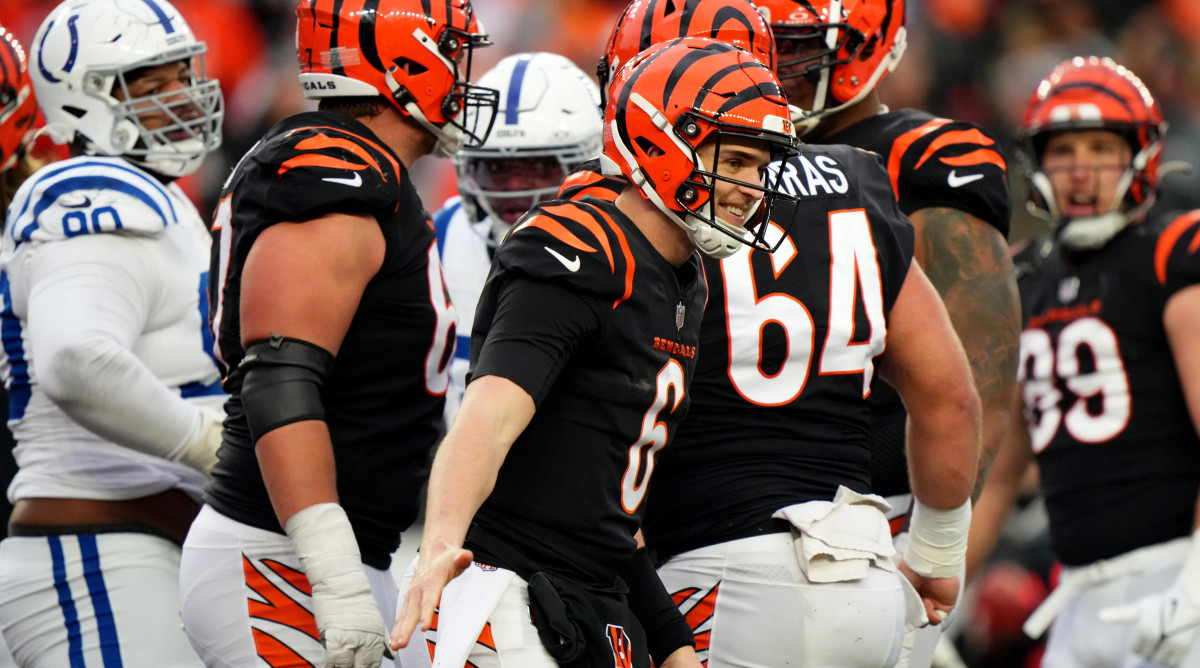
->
892, 118, 1012, 236
558, 157, 625, 203
240, 124, 400, 230
469, 276, 601, 406
496, 199, 640, 305
1154, 210, 1200, 298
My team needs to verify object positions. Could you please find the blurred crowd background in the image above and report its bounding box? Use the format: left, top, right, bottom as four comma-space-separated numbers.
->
2, 0, 1199, 665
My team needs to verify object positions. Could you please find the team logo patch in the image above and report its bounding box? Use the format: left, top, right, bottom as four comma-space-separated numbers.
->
1058, 276, 1080, 303
676, 302, 686, 330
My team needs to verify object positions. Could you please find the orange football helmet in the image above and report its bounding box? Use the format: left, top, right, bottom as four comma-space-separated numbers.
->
296, 0, 499, 157
598, 0, 776, 107
0, 26, 35, 172
755, 0, 906, 133
1019, 56, 1165, 248
602, 37, 800, 258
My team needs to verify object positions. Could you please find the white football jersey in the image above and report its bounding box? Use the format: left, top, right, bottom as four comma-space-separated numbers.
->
0, 156, 223, 503
432, 196, 494, 426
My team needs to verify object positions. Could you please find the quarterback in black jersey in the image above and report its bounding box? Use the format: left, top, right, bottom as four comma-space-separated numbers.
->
392, 39, 802, 668
969, 57, 1200, 668
178, 1, 498, 666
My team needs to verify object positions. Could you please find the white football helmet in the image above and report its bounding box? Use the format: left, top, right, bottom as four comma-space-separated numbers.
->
31, 0, 223, 178
453, 52, 603, 243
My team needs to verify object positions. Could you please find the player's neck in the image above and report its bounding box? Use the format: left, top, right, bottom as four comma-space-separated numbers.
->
615, 190, 695, 266
357, 108, 435, 170
807, 91, 886, 142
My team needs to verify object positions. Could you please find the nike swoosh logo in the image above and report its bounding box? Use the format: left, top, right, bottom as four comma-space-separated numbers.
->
322, 172, 362, 187
545, 246, 580, 272
947, 170, 984, 188
61, 195, 92, 209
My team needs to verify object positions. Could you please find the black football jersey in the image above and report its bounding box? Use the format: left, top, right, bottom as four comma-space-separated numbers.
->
206, 111, 454, 569
467, 196, 707, 584
824, 108, 1013, 498
1015, 210, 1200, 565
558, 157, 624, 203
642, 144, 915, 556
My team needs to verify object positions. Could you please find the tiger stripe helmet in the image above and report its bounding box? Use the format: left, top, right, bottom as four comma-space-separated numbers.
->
602, 37, 800, 258
1020, 56, 1166, 248
598, 0, 776, 107
0, 26, 36, 172
296, 0, 499, 158
754, 0, 906, 133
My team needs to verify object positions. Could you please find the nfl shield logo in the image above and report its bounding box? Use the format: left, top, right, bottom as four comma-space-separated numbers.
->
1058, 276, 1080, 303
675, 302, 686, 330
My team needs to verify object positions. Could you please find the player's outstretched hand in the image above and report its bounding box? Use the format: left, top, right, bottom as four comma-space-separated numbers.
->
389, 543, 474, 650
897, 558, 959, 626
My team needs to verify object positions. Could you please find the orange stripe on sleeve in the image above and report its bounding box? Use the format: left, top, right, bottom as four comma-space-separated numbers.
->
295, 133, 383, 174
915, 128, 999, 169
516, 216, 600, 253
1155, 210, 1200, 285
887, 119, 952, 194
938, 148, 1007, 170
285, 125, 402, 175
278, 153, 369, 175
541, 202, 616, 268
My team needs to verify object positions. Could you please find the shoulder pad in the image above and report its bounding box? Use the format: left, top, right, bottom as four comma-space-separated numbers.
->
888, 117, 1012, 236
1152, 209, 1200, 291
558, 158, 624, 203
497, 198, 637, 305
247, 123, 401, 222
6, 157, 182, 245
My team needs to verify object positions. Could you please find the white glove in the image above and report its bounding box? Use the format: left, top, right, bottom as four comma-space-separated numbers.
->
171, 407, 224, 475
1100, 530, 1200, 667
285, 503, 388, 668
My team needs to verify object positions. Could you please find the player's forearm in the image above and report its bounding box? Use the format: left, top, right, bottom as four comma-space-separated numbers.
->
256, 421, 340, 527
906, 399, 979, 509
39, 333, 207, 459
423, 375, 534, 552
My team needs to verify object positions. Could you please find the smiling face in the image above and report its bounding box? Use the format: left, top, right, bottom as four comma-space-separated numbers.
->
1041, 129, 1132, 219
694, 134, 774, 229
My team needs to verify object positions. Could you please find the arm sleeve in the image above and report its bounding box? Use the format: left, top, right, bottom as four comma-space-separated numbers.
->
623, 548, 695, 664
469, 277, 601, 407
27, 234, 208, 460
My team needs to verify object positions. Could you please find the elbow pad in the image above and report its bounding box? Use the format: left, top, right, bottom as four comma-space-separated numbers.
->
239, 334, 335, 442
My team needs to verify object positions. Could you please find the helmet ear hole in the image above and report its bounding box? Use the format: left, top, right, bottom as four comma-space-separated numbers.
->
634, 135, 665, 158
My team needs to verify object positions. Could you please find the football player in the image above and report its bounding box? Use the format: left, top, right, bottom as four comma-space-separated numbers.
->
434, 51, 603, 425
752, 0, 1021, 662
556, 0, 776, 205
968, 56, 1200, 668
177, 0, 496, 666
390, 38, 802, 668
0, 1, 225, 665
0, 26, 38, 213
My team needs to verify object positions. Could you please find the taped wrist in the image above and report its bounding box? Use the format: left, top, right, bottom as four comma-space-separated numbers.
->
623, 547, 694, 664
903, 499, 971, 579
239, 335, 334, 443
